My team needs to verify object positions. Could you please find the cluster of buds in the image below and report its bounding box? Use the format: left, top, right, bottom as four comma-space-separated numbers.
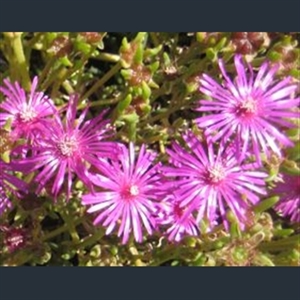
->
49, 35, 73, 58
79, 32, 104, 44
268, 36, 300, 77
231, 32, 270, 55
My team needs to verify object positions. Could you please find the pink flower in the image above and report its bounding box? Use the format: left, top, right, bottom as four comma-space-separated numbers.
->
18, 94, 119, 200
0, 159, 28, 215
156, 194, 199, 242
274, 174, 300, 223
82, 143, 164, 244
0, 77, 57, 142
0, 225, 29, 253
163, 131, 268, 231
195, 55, 299, 163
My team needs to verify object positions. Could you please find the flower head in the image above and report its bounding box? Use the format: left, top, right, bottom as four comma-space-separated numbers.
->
163, 131, 267, 231
18, 94, 119, 200
0, 77, 57, 142
82, 143, 164, 244
156, 194, 199, 242
0, 224, 29, 253
195, 55, 299, 163
274, 174, 300, 223
0, 159, 28, 215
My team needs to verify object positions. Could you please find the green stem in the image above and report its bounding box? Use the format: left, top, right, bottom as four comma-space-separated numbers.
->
4, 32, 31, 90
41, 65, 65, 91
42, 216, 85, 241
259, 235, 300, 251
50, 67, 69, 99
150, 252, 179, 266
142, 104, 187, 125
75, 228, 106, 250
149, 32, 160, 47
39, 56, 57, 86
177, 42, 202, 66
26, 32, 43, 49
25, 32, 43, 61
2, 252, 35, 267
94, 52, 120, 63
60, 210, 80, 243
77, 97, 121, 110
80, 62, 122, 101
62, 80, 75, 94
150, 244, 180, 266
74, 49, 96, 93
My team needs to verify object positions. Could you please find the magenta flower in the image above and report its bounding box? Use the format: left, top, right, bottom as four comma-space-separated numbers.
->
18, 94, 119, 200
195, 55, 299, 163
274, 174, 300, 223
163, 131, 268, 231
156, 195, 199, 242
0, 225, 29, 253
0, 77, 57, 142
82, 143, 164, 244
0, 159, 28, 215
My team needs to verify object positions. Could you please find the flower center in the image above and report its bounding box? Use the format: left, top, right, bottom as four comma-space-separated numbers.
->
235, 98, 257, 118
18, 106, 38, 123
129, 185, 139, 196
207, 164, 226, 184
4, 228, 26, 253
173, 202, 184, 219
121, 184, 140, 200
57, 135, 78, 157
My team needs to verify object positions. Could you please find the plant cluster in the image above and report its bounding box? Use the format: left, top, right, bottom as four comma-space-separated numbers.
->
0, 32, 299, 266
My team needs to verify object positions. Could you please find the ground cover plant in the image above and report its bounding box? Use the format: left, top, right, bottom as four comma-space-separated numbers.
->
0, 32, 299, 266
